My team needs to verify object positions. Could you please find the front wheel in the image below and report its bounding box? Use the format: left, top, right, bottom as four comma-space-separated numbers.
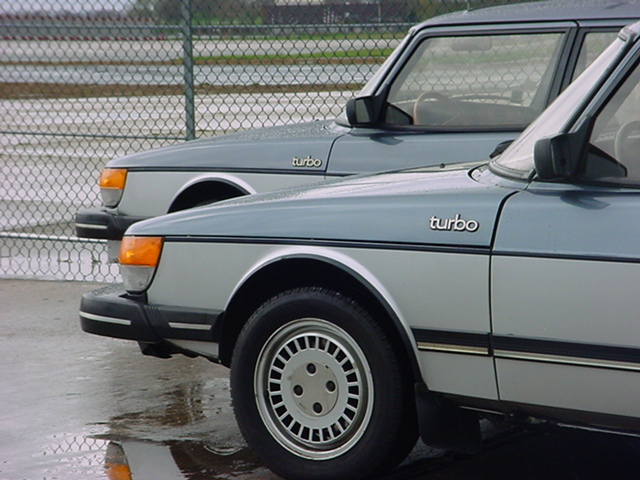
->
230, 287, 417, 480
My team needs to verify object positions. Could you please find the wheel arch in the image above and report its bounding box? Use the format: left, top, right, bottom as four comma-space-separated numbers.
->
217, 253, 422, 384
168, 175, 255, 213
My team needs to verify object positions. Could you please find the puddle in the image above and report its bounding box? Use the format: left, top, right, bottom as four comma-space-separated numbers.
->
0, 373, 276, 480
103, 439, 280, 480
1, 432, 111, 480
0, 430, 277, 480
40, 434, 110, 479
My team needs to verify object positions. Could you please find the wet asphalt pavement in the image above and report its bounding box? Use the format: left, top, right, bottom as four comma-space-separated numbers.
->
2, 278, 640, 480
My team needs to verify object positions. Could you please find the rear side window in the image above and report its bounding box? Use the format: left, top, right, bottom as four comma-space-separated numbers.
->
385, 32, 566, 129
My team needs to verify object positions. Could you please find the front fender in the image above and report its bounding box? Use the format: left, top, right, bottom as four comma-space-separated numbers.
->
224, 245, 423, 380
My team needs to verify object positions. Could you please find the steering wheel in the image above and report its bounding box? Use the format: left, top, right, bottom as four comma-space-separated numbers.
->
413, 92, 463, 126
614, 120, 640, 165
454, 93, 515, 104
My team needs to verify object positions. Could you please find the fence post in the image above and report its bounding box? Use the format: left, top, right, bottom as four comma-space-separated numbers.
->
181, 0, 197, 141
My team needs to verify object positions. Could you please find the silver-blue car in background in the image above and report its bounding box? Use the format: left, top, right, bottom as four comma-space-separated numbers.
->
81, 15, 640, 480
76, 1, 640, 263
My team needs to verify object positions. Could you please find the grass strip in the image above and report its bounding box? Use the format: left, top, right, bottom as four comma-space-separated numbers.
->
0, 82, 365, 99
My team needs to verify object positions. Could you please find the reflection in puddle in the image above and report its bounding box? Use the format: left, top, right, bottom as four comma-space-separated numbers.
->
25, 432, 276, 480
103, 439, 280, 480
105, 442, 133, 480
93, 374, 280, 479
104, 441, 183, 480
100, 374, 280, 479
11, 374, 273, 480
31, 432, 110, 480
105, 378, 236, 443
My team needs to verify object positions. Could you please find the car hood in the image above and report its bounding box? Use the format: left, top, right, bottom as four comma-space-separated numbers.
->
129, 163, 521, 248
107, 120, 346, 172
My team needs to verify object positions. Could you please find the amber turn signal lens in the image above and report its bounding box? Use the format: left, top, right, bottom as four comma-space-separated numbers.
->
99, 168, 128, 189
100, 168, 128, 207
105, 463, 132, 480
105, 442, 132, 480
119, 236, 164, 267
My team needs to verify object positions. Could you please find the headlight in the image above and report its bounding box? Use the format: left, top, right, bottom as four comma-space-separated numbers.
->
119, 236, 164, 293
100, 168, 128, 207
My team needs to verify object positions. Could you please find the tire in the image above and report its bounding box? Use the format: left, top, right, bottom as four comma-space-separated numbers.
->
230, 287, 418, 480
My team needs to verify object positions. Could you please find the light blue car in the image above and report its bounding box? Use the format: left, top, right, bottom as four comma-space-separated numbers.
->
81, 14, 640, 480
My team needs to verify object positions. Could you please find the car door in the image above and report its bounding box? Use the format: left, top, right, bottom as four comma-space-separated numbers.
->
492, 46, 640, 420
327, 23, 577, 176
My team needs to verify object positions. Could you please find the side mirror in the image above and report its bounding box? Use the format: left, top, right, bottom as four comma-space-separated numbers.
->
345, 96, 381, 127
534, 134, 575, 181
534, 117, 592, 181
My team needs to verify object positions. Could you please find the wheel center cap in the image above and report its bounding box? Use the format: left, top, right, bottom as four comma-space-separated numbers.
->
290, 361, 339, 417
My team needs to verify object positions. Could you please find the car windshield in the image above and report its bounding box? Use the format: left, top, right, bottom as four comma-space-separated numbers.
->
490, 37, 628, 180
386, 31, 567, 129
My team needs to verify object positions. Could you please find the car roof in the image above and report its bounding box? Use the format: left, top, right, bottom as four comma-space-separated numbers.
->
415, 0, 640, 30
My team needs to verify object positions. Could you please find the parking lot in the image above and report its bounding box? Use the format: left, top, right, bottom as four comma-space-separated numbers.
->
2, 278, 640, 480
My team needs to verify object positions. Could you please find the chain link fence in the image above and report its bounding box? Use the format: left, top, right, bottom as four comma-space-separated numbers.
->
1, 0, 528, 282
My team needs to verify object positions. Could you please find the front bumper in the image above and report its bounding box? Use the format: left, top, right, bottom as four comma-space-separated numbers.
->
75, 207, 147, 240
80, 284, 222, 358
